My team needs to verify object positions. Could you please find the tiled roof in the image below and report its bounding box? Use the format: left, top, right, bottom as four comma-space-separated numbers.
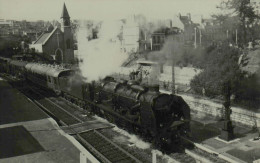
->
33, 27, 59, 45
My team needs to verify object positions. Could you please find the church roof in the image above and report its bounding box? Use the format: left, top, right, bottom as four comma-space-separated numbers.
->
33, 27, 59, 45
61, 3, 70, 19
34, 33, 51, 44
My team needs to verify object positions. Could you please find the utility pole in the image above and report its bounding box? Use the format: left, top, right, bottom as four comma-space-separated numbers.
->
220, 81, 234, 141
200, 29, 202, 45
144, 32, 147, 50
236, 29, 238, 45
172, 62, 175, 94
226, 30, 229, 39
150, 38, 153, 50
194, 28, 197, 48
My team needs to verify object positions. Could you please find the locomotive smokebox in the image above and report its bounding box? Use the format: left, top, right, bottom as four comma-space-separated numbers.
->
148, 84, 160, 92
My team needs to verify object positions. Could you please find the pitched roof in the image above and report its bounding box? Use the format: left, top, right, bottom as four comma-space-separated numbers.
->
34, 33, 51, 44
61, 3, 70, 19
33, 27, 59, 45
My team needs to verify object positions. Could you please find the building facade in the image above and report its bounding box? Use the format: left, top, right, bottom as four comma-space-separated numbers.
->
29, 3, 74, 64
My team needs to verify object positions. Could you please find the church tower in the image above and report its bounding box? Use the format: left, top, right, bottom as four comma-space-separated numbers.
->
61, 3, 74, 64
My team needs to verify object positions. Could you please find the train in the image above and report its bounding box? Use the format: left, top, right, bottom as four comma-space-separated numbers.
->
0, 57, 191, 152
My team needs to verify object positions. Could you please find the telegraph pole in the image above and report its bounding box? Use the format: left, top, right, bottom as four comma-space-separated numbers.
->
199, 29, 202, 45
236, 29, 238, 45
194, 28, 197, 48
220, 81, 234, 141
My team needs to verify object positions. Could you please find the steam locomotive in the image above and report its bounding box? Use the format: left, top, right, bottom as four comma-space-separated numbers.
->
0, 57, 190, 151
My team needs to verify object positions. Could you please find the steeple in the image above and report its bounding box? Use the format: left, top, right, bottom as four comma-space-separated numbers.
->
61, 3, 70, 19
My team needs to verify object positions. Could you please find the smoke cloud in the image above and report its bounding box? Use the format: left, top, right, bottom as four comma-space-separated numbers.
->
77, 20, 128, 82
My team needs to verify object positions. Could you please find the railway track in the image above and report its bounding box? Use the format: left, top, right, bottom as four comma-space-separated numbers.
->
24, 88, 82, 126
1, 73, 227, 163
77, 129, 142, 163
1, 74, 142, 162
0, 74, 82, 126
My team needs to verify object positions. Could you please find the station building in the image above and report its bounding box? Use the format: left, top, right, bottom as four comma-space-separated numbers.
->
30, 3, 74, 64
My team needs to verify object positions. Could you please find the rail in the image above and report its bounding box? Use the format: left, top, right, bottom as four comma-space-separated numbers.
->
78, 129, 142, 163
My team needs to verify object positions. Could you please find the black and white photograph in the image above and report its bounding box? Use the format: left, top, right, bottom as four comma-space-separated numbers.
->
0, 0, 259, 162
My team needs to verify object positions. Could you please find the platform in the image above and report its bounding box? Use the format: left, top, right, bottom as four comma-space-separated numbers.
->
0, 78, 92, 162
0, 77, 47, 124
190, 111, 260, 163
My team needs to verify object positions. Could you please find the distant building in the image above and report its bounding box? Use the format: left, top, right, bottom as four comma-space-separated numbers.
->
179, 13, 200, 46
29, 3, 74, 64
0, 19, 13, 27
150, 32, 165, 51
121, 18, 140, 53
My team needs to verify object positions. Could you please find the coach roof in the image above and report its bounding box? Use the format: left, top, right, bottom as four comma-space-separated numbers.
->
46, 68, 73, 78
25, 63, 52, 75
10, 60, 27, 67
25, 63, 73, 77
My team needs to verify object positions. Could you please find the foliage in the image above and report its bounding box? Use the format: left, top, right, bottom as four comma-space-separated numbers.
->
190, 45, 244, 97
218, 0, 259, 44
0, 36, 22, 57
147, 38, 209, 68
234, 67, 260, 108
190, 44, 260, 108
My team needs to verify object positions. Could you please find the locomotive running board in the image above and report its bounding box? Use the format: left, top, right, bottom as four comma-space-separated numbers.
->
61, 120, 114, 135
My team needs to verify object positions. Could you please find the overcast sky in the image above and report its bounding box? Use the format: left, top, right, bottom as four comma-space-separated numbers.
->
0, 0, 223, 23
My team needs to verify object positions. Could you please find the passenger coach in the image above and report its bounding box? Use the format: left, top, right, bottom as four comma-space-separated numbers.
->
25, 63, 74, 94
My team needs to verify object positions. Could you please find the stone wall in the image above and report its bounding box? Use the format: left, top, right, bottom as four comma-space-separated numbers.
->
180, 93, 260, 127
160, 66, 201, 86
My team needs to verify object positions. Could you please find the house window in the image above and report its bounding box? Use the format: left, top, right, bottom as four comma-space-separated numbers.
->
66, 39, 70, 49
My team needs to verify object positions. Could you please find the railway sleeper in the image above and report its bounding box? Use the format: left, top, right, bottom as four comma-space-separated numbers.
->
106, 152, 128, 160
110, 156, 132, 163
100, 146, 118, 155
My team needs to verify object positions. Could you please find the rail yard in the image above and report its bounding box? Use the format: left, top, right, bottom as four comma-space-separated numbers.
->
0, 72, 235, 163
1, 1, 260, 162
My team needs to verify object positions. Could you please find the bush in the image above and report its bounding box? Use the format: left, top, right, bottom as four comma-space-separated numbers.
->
190, 44, 260, 108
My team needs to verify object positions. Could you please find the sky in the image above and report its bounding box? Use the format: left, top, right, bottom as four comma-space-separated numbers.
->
0, 0, 223, 24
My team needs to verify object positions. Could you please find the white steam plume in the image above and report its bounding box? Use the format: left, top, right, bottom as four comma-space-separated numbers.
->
77, 20, 128, 82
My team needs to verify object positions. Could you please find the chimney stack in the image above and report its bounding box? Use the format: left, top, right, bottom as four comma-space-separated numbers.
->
187, 13, 191, 20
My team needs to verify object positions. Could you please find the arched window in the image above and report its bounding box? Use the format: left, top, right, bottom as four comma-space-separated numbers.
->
55, 49, 63, 64
66, 39, 70, 49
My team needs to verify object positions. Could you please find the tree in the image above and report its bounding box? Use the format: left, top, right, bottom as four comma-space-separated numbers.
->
218, 0, 259, 44
190, 45, 244, 98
